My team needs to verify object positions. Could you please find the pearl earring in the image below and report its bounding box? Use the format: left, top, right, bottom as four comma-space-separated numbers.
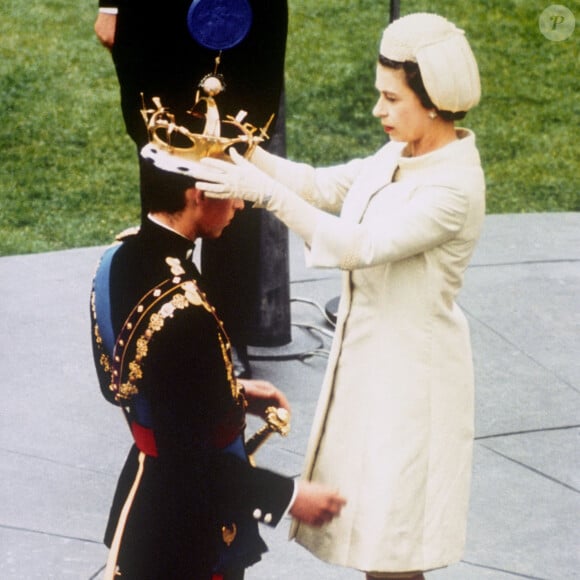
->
428, 111, 438, 119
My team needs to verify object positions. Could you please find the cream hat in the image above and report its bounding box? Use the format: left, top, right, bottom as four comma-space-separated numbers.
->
379, 13, 481, 112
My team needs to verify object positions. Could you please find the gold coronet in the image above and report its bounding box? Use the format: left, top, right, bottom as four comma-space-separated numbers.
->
140, 57, 274, 166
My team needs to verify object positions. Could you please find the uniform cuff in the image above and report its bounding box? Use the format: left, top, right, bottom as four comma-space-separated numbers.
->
98, 7, 118, 14
282, 480, 298, 520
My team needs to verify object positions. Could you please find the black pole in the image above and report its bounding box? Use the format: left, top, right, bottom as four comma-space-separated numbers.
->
390, 0, 400, 22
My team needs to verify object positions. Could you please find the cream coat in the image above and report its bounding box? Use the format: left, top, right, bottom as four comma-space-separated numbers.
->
261, 130, 485, 572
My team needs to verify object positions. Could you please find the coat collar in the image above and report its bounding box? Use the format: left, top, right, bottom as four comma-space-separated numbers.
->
397, 128, 479, 177
343, 140, 405, 223
139, 217, 197, 272
345, 130, 478, 224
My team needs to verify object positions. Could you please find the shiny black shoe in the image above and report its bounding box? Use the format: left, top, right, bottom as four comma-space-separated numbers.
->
231, 345, 252, 379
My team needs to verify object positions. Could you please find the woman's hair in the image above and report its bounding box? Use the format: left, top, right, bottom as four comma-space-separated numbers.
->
378, 54, 467, 121
140, 159, 197, 214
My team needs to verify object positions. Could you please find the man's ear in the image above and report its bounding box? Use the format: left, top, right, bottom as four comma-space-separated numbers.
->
185, 186, 204, 206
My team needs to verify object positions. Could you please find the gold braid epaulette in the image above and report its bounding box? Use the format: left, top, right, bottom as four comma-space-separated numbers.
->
105, 257, 238, 404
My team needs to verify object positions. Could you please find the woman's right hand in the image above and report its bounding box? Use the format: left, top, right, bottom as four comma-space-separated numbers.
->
290, 480, 347, 527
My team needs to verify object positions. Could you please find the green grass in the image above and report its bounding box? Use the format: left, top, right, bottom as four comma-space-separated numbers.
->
1, 0, 578, 255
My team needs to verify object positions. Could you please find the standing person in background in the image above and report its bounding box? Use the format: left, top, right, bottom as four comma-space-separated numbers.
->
94, 0, 290, 378
193, 12, 485, 580
90, 152, 346, 580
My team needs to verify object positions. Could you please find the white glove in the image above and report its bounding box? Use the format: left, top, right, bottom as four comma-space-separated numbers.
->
195, 149, 319, 244
195, 148, 280, 206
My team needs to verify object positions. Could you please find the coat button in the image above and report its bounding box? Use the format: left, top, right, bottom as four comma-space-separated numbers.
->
264, 513, 272, 524
252, 508, 262, 520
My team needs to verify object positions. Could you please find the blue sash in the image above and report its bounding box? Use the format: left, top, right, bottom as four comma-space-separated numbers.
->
93, 244, 155, 433
93, 244, 120, 359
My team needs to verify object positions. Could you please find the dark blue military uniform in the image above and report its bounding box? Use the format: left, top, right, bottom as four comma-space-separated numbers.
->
91, 219, 294, 579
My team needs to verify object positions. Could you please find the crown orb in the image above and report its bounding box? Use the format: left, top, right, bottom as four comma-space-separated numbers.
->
201, 76, 224, 97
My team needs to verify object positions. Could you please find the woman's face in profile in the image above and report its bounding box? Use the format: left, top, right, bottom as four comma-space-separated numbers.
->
372, 64, 432, 146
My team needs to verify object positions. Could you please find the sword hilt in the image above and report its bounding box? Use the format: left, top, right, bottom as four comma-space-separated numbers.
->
246, 406, 290, 462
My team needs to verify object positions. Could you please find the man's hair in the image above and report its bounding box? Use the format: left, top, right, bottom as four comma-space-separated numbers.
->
140, 159, 197, 214
378, 55, 466, 121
